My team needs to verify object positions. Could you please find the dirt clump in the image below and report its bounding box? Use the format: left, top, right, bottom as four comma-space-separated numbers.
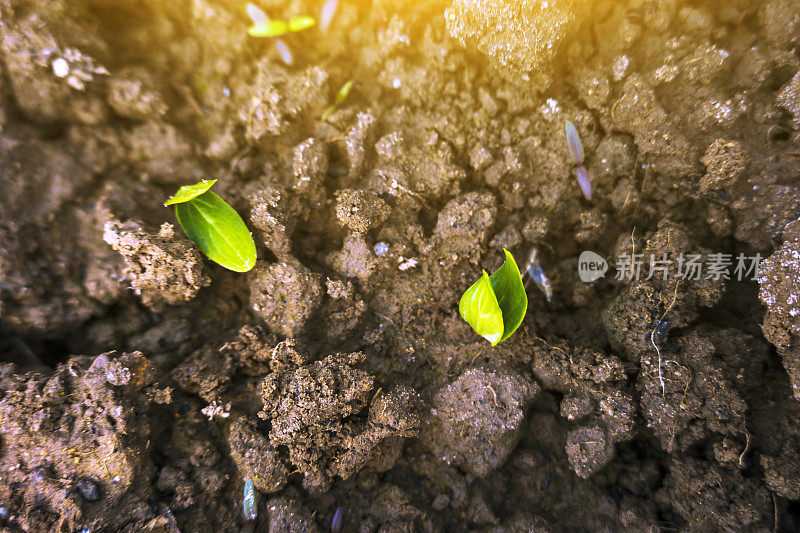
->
758, 224, 800, 399
105, 66, 167, 121
5, 0, 800, 529
603, 219, 725, 361
258, 349, 421, 492
700, 139, 747, 193
241, 65, 329, 141
249, 261, 323, 338
248, 184, 299, 259
661, 457, 771, 530
445, 0, 578, 80
733, 184, 800, 249
565, 423, 614, 479
335, 189, 390, 234
103, 219, 211, 309
420, 368, 539, 476
266, 491, 320, 533
366, 129, 468, 205
227, 417, 289, 494
612, 75, 698, 178
0, 10, 108, 125
530, 340, 635, 477
777, 70, 800, 129
0, 351, 162, 531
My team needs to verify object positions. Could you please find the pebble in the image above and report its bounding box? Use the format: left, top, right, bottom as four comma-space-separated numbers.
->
76, 479, 101, 501
51, 57, 69, 78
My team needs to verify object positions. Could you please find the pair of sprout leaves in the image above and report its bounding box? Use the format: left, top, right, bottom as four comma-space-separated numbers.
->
247, 15, 316, 37
245, 4, 353, 121
165, 180, 256, 273
166, 180, 525, 344
246, 3, 316, 38
459, 250, 528, 346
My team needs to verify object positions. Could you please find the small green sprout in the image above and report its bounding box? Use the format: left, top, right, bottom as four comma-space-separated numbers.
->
289, 16, 316, 32
165, 179, 257, 273
248, 15, 316, 37
322, 80, 354, 120
459, 249, 528, 345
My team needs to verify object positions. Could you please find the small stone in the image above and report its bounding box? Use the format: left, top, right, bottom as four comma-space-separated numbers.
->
52, 57, 70, 78
374, 242, 389, 255
76, 479, 101, 501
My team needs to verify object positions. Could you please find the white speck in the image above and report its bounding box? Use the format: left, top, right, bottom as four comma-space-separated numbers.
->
222, 87, 230, 97
52, 57, 69, 78
612, 55, 629, 81
541, 98, 560, 116
392, 78, 402, 89
374, 242, 389, 255
275, 39, 293, 65
320, 0, 339, 32
201, 401, 231, 420
398, 257, 418, 271
246, 3, 269, 25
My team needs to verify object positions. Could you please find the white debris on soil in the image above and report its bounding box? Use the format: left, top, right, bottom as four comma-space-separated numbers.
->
398, 256, 418, 270
51, 57, 69, 78
49, 48, 109, 90
201, 401, 231, 420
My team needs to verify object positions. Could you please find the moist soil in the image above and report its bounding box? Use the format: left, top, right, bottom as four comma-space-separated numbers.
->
2, 0, 800, 531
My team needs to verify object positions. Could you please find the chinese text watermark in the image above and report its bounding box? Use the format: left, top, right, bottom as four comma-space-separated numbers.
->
579, 251, 762, 282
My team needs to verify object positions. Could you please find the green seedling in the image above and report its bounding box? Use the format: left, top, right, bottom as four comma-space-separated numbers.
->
248, 15, 316, 37
322, 80, 354, 120
164, 179, 257, 273
459, 249, 527, 345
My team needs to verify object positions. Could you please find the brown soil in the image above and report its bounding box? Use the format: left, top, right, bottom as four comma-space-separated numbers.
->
2, 0, 800, 531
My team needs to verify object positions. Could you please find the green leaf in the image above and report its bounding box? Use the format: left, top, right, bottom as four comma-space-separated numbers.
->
489, 249, 528, 342
248, 20, 290, 37
322, 80, 354, 121
288, 16, 316, 32
164, 179, 217, 206
459, 271, 504, 346
174, 191, 257, 273
321, 104, 337, 121
335, 80, 354, 105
